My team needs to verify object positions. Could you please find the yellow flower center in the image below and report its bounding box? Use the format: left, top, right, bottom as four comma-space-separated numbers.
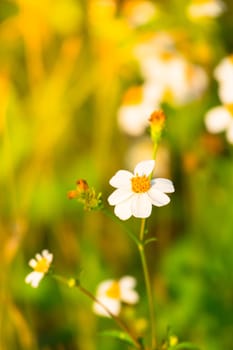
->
106, 281, 121, 299
229, 55, 233, 64
131, 175, 151, 193
226, 103, 233, 116
34, 258, 50, 273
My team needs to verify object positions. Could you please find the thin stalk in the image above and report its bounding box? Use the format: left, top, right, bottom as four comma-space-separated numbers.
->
138, 219, 156, 350
52, 274, 143, 350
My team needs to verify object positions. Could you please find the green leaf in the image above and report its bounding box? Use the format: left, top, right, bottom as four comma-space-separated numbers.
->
144, 237, 157, 245
99, 329, 136, 347
172, 342, 200, 350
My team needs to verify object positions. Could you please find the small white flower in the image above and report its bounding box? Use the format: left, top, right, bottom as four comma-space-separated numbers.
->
108, 160, 174, 220
93, 276, 139, 317
204, 105, 233, 144
25, 250, 53, 288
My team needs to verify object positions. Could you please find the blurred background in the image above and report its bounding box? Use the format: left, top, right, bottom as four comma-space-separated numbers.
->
0, 0, 233, 349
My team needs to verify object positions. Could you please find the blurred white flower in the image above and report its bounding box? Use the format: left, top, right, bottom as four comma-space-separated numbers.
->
123, 0, 157, 26
136, 50, 208, 106
108, 160, 174, 220
165, 58, 208, 105
25, 250, 53, 288
187, 0, 225, 19
204, 105, 233, 144
214, 55, 233, 103
117, 85, 160, 136
93, 276, 139, 317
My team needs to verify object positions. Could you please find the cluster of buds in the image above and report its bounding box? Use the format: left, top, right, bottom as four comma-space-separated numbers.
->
68, 179, 102, 211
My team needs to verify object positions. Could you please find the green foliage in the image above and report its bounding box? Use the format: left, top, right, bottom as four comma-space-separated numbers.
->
0, 0, 233, 349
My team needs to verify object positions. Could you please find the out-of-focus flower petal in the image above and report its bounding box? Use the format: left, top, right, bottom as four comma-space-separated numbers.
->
205, 106, 231, 133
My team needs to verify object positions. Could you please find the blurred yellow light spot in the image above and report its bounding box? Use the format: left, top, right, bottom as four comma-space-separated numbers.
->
123, 86, 143, 105
229, 55, 233, 64
131, 175, 150, 193
169, 335, 178, 346
106, 281, 121, 299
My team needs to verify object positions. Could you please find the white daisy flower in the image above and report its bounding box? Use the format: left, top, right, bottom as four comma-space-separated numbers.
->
108, 160, 174, 220
93, 276, 139, 317
25, 250, 53, 288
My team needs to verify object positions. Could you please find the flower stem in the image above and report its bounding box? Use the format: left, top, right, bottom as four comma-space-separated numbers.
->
52, 274, 143, 350
138, 219, 156, 350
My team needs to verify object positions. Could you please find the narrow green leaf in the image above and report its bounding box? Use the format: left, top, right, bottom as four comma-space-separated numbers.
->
144, 237, 157, 245
99, 329, 136, 347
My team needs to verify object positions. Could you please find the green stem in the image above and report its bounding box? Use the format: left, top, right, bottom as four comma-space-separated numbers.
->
52, 274, 143, 350
152, 143, 159, 162
138, 219, 156, 350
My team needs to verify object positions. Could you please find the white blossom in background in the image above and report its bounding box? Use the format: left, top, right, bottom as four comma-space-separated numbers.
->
117, 85, 161, 136
135, 48, 208, 106
214, 55, 233, 104
122, 0, 157, 27
108, 160, 174, 220
187, 0, 226, 19
204, 105, 233, 144
164, 58, 208, 105
25, 250, 53, 288
93, 276, 139, 317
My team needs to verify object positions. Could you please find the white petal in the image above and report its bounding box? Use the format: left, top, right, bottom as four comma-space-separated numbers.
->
119, 276, 137, 290
93, 297, 121, 317
134, 160, 155, 176
131, 193, 152, 218
218, 83, 233, 104
35, 253, 42, 261
108, 188, 133, 206
114, 198, 133, 220
151, 178, 175, 193
205, 106, 231, 133
42, 250, 53, 263
109, 170, 133, 188
148, 188, 171, 207
96, 280, 115, 295
120, 289, 139, 304
25, 271, 44, 288
226, 121, 233, 144
119, 276, 139, 304
29, 259, 37, 268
